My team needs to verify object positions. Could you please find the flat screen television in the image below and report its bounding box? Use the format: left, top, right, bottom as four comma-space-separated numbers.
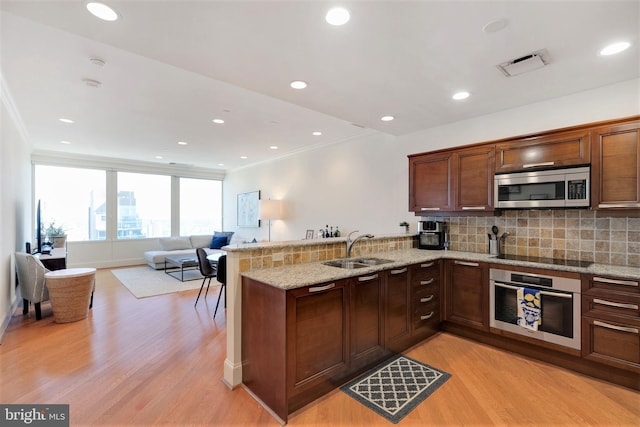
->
36, 199, 42, 254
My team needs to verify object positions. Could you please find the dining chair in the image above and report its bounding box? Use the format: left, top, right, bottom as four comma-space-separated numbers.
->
194, 248, 216, 307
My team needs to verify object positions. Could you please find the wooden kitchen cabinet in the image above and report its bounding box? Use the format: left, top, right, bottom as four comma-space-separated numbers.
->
495, 129, 590, 173
349, 272, 386, 371
384, 266, 412, 352
408, 145, 494, 213
582, 274, 640, 373
408, 151, 454, 212
455, 145, 495, 212
242, 277, 349, 421
591, 119, 640, 210
444, 259, 489, 331
410, 260, 442, 340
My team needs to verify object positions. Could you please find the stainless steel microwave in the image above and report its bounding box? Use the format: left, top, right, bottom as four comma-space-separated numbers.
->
494, 166, 590, 209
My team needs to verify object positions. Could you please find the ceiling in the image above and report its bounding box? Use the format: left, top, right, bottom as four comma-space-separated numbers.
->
1, 1, 638, 171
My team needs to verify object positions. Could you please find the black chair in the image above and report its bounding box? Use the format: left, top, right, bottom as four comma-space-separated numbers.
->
194, 248, 216, 307
213, 255, 226, 319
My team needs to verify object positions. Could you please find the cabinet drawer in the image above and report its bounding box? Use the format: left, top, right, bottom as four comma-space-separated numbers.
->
582, 294, 640, 320
410, 261, 440, 288
584, 275, 640, 295
582, 316, 640, 372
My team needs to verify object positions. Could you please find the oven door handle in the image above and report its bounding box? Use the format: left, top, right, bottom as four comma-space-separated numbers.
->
493, 281, 573, 299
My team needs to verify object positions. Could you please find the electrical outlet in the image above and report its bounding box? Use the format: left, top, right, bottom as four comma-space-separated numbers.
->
272, 252, 284, 262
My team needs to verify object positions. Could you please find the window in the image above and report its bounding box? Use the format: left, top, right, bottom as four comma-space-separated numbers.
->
34, 165, 106, 241
117, 172, 171, 239
180, 178, 222, 235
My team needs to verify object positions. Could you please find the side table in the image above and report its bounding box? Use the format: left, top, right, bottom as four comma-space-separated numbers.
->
45, 268, 96, 323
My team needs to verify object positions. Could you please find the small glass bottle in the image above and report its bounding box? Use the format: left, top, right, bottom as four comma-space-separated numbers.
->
334, 226, 340, 237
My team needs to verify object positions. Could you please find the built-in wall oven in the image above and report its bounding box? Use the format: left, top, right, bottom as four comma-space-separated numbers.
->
489, 266, 582, 350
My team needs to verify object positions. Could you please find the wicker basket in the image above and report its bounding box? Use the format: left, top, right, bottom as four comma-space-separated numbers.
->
45, 268, 95, 323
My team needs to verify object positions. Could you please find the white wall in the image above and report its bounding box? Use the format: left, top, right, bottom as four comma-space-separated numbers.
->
1, 86, 32, 338
223, 79, 640, 241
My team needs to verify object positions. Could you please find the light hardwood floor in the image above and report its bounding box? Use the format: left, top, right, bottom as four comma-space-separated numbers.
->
1, 267, 638, 426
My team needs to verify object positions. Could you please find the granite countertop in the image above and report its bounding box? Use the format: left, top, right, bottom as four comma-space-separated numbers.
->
241, 248, 640, 290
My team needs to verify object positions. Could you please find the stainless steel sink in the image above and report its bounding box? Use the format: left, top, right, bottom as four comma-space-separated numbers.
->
322, 257, 393, 269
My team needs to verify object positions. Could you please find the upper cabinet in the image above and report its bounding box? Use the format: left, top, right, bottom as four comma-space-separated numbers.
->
495, 129, 590, 173
409, 150, 454, 212
591, 119, 640, 210
409, 145, 494, 213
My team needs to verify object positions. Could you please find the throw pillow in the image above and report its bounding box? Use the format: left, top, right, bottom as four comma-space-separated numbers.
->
214, 231, 235, 245
190, 235, 212, 249
209, 236, 228, 249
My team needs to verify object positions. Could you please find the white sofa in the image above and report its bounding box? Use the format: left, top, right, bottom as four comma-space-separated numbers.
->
143, 234, 230, 270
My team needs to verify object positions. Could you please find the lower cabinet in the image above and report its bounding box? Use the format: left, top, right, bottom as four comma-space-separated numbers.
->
581, 274, 640, 373
444, 259, 489, 331
242, 261, 443, 422
349, 272, 386, 370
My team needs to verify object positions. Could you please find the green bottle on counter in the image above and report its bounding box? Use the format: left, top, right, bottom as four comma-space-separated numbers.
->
334, 226, 340, 237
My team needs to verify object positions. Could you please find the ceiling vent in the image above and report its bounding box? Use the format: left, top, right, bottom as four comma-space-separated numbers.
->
496, 49, 550, 77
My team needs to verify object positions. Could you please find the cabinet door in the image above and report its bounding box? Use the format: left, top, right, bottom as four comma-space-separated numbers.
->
384, 267, 411, 352
408, 151, 454, 212
444, 260, 489, 331
495, 129, 590, 173
591, 120, 640, 210
287, 280, 348, 393
455, 145, 495, 212
350, 273, 385, 370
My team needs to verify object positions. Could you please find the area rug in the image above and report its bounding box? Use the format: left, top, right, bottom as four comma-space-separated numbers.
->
111, 267, 209, 298
341, 354, 451, 424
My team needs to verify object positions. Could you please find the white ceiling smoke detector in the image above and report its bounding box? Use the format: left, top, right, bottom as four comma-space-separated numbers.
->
90, 57, 106, 67
496, 49, 550, 77
82, 78, 102, 88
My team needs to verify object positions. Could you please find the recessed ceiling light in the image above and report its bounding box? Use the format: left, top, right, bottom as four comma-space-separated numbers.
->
240, 156, 248, 159
59, 140, 71, 145
312, 131, 322, 136
212, 118, 225, 124
381, 116, 394, 122
482, 18, 507, 33
326, 7, 350, 26
600, 41, 631, 56
290, 80, 308, 90
270, 146, 279, 150
58, 118, 74, 124
177, 141, 188, 145
155, 155, 163, 159
86, 2, 119, 21
218, 163, 225, 167
452, 91, 470, 100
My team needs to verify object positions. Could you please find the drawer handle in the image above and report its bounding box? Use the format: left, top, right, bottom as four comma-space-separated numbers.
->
391, 268, 408, 275
523, 161, 555, 168
420, 295, 434, 303
420, 312, 434, 320
420, 278, 435, 285
593, 320, 639, 334
421, 262, 435, 268
309, 283, 335, 293
420, 207, 440, 211
359, 274, 379, 282
454, 261, 479, 267
593, 298, 639, 311
593, 277, 639, 287
461, 206, 486, 210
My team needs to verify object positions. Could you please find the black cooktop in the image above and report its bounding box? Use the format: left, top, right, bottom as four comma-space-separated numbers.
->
495, 253, 592, 268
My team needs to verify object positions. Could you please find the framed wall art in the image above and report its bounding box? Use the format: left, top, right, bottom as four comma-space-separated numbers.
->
237, 190, 261, 227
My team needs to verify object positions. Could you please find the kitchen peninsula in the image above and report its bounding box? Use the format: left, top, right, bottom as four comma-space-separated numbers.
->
221, 236, 640, 423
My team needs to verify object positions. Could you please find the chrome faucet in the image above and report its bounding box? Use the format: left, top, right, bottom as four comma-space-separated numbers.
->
346, 231, 374, 258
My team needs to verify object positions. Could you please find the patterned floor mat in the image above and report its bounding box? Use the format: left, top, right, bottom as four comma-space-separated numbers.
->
341, 354, 451, 424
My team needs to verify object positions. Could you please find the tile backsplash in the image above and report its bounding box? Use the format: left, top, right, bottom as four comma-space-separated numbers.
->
427, 211, 639, 267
